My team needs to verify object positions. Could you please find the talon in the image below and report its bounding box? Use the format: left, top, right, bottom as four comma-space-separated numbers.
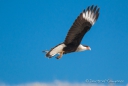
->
56, 51, 64, 59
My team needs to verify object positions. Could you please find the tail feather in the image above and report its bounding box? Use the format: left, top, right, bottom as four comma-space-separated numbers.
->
42, 50, 49, 57
42, 50, 49, 53
43, 43, 66, 58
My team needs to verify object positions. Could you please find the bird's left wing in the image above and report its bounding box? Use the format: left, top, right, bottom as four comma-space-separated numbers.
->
63, 5, 100, 46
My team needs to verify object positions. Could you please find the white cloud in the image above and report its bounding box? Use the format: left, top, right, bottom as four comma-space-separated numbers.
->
0, 80, 125, 86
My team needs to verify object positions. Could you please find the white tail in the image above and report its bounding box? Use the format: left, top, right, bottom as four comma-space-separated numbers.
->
46, 43, 66, 57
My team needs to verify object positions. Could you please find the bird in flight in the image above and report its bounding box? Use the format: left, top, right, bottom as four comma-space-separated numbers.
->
43, 5, 100, 59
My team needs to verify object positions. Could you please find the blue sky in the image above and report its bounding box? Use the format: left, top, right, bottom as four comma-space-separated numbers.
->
0, 0, 128, 86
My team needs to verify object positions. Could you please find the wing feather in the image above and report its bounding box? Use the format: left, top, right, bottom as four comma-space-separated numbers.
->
63, 5, 100, 46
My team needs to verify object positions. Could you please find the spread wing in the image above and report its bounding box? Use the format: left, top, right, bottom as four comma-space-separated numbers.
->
63, 5, 100, 46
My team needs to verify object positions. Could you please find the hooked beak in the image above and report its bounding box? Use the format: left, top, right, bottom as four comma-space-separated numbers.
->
87, 47, 91, 50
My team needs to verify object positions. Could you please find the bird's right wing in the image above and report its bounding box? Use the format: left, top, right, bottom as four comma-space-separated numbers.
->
64, 5, 100, 46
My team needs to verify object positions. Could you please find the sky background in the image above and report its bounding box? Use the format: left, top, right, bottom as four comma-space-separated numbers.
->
0, 0, 128, 86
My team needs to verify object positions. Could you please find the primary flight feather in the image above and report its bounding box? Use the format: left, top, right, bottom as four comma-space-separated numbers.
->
43, 5, 100, 59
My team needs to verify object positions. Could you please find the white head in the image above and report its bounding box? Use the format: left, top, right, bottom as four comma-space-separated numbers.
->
76, 44, 91, 52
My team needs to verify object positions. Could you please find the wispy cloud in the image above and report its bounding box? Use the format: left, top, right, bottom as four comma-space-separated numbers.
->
0, 80, 125, 86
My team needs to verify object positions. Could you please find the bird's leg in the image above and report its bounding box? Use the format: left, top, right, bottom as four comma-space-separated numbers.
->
56, 51, 64, 59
